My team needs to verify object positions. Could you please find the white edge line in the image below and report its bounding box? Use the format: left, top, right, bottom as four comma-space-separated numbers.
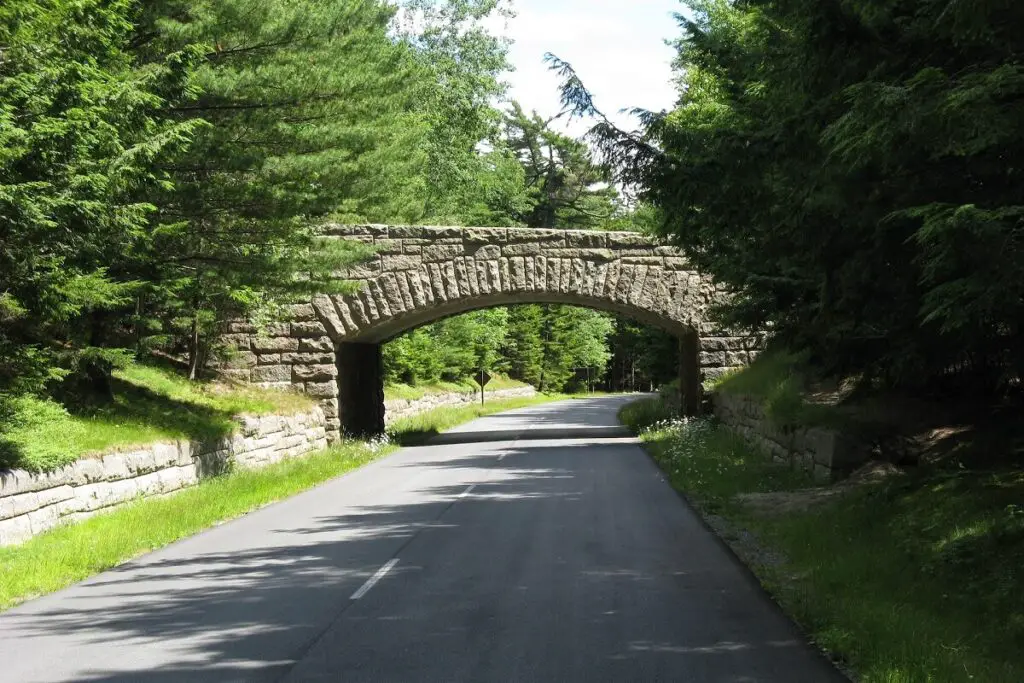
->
350, 558, 399, 600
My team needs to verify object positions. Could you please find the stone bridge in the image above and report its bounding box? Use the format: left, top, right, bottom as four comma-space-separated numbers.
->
225, 225, 759, 437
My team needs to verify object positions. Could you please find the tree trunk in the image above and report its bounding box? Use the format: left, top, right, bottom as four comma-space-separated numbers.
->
188, 314, 201, 381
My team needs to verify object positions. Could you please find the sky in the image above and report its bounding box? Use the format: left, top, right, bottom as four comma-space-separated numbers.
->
491, 0, 685, 134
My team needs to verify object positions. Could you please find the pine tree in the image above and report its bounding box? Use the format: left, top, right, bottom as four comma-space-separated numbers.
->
504, 103, 618, 229
552, 0, 1024, 392
134, 0, 426, 376
0, 0, 200, 394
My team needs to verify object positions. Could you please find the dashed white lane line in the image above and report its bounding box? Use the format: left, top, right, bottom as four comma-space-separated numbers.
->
350, 559, 399, 601
460, 483, 477, 498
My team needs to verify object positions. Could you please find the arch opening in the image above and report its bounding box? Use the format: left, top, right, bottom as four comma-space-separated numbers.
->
327, 295, 704, 437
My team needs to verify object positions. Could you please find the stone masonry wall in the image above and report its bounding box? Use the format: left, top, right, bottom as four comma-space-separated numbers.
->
712, 393, 866, 482
0, 408, 327, 547
384, 386, 536, 425
219, 225, 762, 437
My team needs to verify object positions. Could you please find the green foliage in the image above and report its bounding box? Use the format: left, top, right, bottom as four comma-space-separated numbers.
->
606, 316, 679, 391
716, 350, 841, 428
134, 0, 417, 375
504, 103, 619, 229
617, 397, 677, 433
554, 0, 1024, 393
397, 0, 523, 225
384, 375, 526, 401
384, 309, 510, 384
629, 411, 812, 513
0, 0, 200, 393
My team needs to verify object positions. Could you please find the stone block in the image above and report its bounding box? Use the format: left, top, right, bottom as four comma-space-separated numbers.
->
288, 303, 316, 321
373, 239, 403, 254
464, 228, 507, 243
282, 352, 335, 365
323, 224, 386, 237
299, 336, 334, 353
221, 351, 258, 369
220, 334, 252, 350
564, 231, 604, 248
0, 514, 32, 546
291, 321, 327, 337
807, 428, 866, 471
421, 244, 465, 262
252, 365, 291, 383
252, 337, 300, 353
101, 453, 130, 481
293, 364, 338, 382
382, 255, 423, 271
124, 449, 158, 476
218, 369, 252, 383
305, 381, 339, 398
502, 242, 541, 256
470, 244, 501, 261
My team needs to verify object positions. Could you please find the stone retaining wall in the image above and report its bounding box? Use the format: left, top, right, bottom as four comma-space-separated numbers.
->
0, 409, 327, 546
712, 393, 866, 482
384, 386, 536, 425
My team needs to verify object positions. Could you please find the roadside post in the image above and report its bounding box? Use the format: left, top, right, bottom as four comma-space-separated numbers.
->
477, 368, 492, 405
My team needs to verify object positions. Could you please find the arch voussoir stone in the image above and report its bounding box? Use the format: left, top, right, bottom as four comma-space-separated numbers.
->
235, 225, 758, 438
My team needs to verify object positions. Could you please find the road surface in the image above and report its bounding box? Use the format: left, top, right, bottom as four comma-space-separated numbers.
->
0, 396, 845, 682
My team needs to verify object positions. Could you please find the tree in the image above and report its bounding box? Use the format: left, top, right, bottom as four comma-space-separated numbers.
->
397, 0, 522, 226
133, 0, 421, 376
551, 0, 1024, 392
0, 0, 200, 394
605, 317, 678, 391
504, 102, 619, 229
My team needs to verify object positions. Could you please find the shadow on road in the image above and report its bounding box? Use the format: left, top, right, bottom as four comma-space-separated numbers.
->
0, 399, 843, 683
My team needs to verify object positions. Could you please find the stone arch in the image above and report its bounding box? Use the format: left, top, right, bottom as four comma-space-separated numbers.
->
233, 225, 760, 437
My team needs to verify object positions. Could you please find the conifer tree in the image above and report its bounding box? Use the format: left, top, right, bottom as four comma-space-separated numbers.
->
134, 0, 425, 376
0, 0, 200, 393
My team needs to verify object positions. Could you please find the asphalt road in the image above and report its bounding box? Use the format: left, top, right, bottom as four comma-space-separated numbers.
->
0, 396, 845, 682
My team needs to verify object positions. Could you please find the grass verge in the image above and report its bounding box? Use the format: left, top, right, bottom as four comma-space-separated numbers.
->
384, 375, 528, 401
714, 350, 843, 429
0, 391, 568, 612
620, 396, 1024, 683
0, 362, 313, 472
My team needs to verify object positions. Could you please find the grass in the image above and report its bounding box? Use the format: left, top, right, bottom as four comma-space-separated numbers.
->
714, 350, 844, 429
0, 363, 313, 472
621, 396, 1024, 683
0, 390, 569, 612
384, 375, 528, 401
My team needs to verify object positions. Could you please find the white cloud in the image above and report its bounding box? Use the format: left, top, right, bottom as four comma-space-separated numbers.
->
493, 0, 684, 135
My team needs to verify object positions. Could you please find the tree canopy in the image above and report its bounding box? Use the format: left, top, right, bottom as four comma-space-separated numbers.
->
554, 0, 1024, 393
